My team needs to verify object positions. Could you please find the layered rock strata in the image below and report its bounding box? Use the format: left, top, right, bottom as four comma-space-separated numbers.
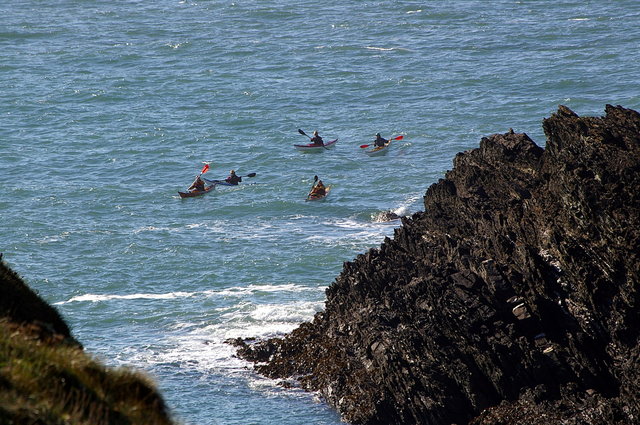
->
234, 105, 640, 425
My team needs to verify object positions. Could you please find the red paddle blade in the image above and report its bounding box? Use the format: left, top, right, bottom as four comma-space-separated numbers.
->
360, 144, 370, 148
393, 135, 404, 141
200, 164, 210, 174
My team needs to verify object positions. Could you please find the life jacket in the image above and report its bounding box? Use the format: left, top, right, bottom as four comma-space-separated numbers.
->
226, 174, 242, 185
312, 184, 326, 196
190, 179, 205, 191
375, 137, 387, 147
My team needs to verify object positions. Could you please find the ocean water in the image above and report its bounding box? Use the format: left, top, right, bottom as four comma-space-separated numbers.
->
1, 1, 639, 424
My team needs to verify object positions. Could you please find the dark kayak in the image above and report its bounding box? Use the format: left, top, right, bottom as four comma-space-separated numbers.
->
178, 184, 216, 198
203, 178, 237, 187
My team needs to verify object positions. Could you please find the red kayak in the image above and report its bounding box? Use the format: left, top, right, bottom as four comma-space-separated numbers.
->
294, 138, 338, 152
178, 184, 216, 198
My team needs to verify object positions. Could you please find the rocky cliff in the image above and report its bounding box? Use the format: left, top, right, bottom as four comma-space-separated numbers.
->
234, 105, 640, 425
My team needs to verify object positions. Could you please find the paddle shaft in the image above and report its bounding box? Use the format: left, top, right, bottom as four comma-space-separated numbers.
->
188, 163, 211, 189
360, 135, 403, 149
306, 175, 319, 200
204, 173, 256, 184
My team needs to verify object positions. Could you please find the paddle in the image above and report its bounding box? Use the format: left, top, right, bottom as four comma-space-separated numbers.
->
305, 175, 319, 201
188, 163, 211, 191
203, 173, 256, 185
298, 129, 330, 150
360, 135, 404, 149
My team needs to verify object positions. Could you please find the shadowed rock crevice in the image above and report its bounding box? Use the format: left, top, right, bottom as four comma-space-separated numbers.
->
233, 105, 640, 425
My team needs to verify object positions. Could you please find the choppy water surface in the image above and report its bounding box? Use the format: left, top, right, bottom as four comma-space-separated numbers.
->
1, 1, 639, 424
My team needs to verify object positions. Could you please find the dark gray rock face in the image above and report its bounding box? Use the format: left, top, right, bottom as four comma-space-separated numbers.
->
234, 105, 640, 425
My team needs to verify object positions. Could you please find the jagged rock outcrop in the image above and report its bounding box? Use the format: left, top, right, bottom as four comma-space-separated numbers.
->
234, 105, 640, 424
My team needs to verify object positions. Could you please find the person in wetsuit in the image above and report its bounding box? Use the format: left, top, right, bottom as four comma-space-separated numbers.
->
189, 175, 206, 191
309, 180, 326, 197
310, 130, 324, 146
225, 170, 242, 185
374, 133, 388, 147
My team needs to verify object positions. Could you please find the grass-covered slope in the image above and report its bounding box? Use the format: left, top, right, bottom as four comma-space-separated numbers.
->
0, 259, 176, 425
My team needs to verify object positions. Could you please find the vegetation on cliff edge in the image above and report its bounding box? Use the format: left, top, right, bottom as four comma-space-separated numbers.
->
0, 260, 176, 425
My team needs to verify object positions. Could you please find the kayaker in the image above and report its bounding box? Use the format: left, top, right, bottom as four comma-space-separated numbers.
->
225, 170, 242, 185
374, 133, 388, 147
189, 175, 206, 192
310, 130, 324, 146
310, 180, 327, 197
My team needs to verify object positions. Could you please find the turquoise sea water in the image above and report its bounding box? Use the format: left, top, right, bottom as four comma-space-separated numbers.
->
1, 1, 639, 424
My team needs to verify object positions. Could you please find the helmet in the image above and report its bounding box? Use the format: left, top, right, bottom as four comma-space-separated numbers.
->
313, 130, 319, 136
376, 133, 381, 137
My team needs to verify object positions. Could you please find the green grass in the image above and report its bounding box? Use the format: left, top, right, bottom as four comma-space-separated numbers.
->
0, 260, 178, 425
0, 319, 176, 425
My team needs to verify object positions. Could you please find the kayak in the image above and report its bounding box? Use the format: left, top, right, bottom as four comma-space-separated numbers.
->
294, 138, 338, 152
178, 184, 216, 198
364, 143, 390, 156
203, 178, 237, 187
307, 185, 331, 201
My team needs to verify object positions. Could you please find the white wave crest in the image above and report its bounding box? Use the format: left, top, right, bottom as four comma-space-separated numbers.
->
365, 46, 411, 52
393, 193, 422, 216
55, 284, 321, 305
366, 46, 395, 51
120, 301, 323, 375
56, 292, 197, 304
